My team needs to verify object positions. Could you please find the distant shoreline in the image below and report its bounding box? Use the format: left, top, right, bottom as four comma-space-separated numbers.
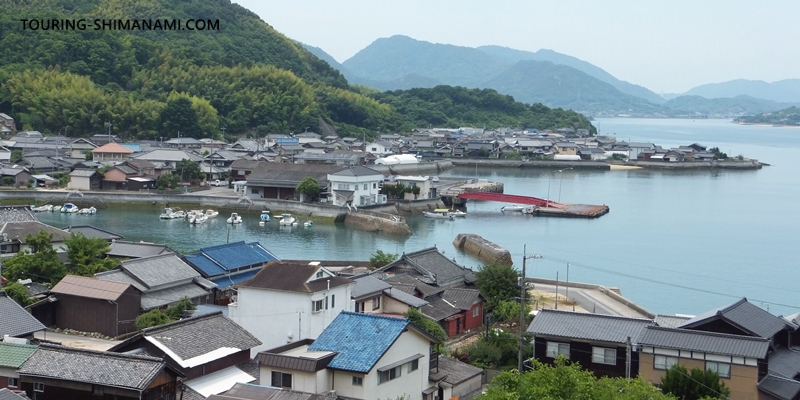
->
734, 122, 800, 128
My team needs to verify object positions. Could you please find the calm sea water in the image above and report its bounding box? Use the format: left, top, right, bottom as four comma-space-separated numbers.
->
37, 119, 800, 316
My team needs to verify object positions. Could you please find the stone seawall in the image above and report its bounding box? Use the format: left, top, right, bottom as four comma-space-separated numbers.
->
453, 233, 513, 265
450, 158, 764, 170
526, 277, 655, 318
343, 212, 412, 235
0, 190, 413, 234
370, 160, 454, 176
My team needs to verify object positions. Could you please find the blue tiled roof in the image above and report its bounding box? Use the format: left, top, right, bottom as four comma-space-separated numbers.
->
184, 241, 279, 278
308, 312, 409, 373
211, 269, 261, 290
121, 143, 141, 152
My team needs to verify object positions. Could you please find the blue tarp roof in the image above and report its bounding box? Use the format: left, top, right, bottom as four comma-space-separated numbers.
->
211, 269, 261, 290
308, 312, 409, 373
184, 241, 279, 278
121, 143, 141, 152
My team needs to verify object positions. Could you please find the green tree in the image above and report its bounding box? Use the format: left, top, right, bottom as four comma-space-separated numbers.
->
135, 308, 172, 330
2, 281, 34, 307
65, 233, 117, 276
660, 364, 730, 400
404, 308, 446, 345
156, 172, 179, 189
2, 231, 67, 284
709, 147, 728, 160
369, 250, 398, 270
295, 177, 320, 201
161, 95, 201, 138
475, 263, 519, 310
479, 357, 670, 400
10, 150, 22, 162
166, 297, 196, 320
176, 159, 202, 181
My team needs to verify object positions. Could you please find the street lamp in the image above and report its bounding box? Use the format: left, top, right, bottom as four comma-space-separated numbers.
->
557, 168, 572, 203
518, 245, 542, 372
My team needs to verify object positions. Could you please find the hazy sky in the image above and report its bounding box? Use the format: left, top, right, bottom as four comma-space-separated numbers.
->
234, 0, 799, 94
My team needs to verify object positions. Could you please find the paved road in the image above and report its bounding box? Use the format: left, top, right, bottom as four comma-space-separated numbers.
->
34, 331, 120, 351
531, 283, 650, 319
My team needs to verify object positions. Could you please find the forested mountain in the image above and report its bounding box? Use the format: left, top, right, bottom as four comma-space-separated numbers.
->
0, 0, 593, 138
482, 61, 661, 114
683, 79, 800, 103
342, 35, 662, 113
476, 46, 665, 104
736, 106, 800, 126
664, 95, 800, 116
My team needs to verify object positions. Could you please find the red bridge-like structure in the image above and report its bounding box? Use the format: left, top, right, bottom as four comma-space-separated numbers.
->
457, 192, 565, 209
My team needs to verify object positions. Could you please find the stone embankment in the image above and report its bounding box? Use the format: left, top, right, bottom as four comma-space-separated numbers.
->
370, 160, 454, 176
450, 158, 765, 170
453, 233, 513, 265
344, 211, 412, 235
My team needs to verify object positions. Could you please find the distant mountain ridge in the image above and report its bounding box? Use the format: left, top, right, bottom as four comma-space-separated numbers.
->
683, 79, 800, 103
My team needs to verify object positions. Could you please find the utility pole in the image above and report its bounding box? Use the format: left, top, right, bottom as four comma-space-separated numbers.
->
625, 336, 632, 378
566, 262, 570, 299
518, 246, 542, 372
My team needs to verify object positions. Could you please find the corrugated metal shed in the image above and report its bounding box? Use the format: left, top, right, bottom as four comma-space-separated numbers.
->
51, 275, 132, 301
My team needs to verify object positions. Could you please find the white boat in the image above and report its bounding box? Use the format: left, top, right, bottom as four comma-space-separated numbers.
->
159, 208, 183, 219
303, 220, 313, 228
204, 209, 219, 218
61, 203, 79, 213
501, 205, 526, 212
522, 206, 539, 214
32, 204, 53, 212
227, 212, 242, 224
450, 209, 467, 217
191, 214, 208, 224
279, 214, 297, 226
78, 207, 97, 215
260, 210, 271, 222
423, 209, 454, 219
52, 205, 62, 212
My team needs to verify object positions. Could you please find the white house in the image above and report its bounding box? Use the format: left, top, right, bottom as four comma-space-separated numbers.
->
394, 176, 433, 200
327, 166, 386, 207
228, 261, 355, 354
255, 312, 441, 400
365, 140, 393, 157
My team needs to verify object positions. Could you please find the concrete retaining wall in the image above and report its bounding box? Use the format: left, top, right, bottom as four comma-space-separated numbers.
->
370, 160, 454, 176
453, 233, 513, 266
526, 277, 654, 318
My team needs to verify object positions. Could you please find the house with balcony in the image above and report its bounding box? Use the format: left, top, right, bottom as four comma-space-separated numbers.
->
255, 312, 441, 400
327, 166, 385, 207
228, 261, 355, 354
91, 142, 134, 164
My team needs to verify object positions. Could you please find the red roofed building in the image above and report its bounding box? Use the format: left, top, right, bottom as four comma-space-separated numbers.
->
92, 142, 134, 164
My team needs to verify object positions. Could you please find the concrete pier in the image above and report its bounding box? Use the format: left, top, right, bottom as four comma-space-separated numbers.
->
452, 233, 513, 266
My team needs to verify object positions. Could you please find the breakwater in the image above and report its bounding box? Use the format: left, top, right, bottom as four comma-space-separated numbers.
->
450, 159, 765, 170
452, 233, 513, 265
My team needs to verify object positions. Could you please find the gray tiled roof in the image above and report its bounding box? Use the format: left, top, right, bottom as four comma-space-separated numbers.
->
111, 312, 260, 363
441, 288, 483, 311
18, 344, 166, 391
352, 275, 392, 299
438, 356, 483, 385
238, 262, 353, 293
63, 225, 124, 241
119, 253, 200, 289
758, 374, 800, 400
106, 240, 174, 258
95, 270, 146, 292
131, 148, 202, 162
246, 163, 337, 187
654, 314, 692, 328
69, 169, 100, 177
526, 309, 654, 344
329, 166, 382, 177
679, 298, 790, 339
382, 287, 428, 308
1, 221, 71, 243
0, 292, 46, 337
211, 382, 337, 400
382, 274, 443, 298
0, 206, 38, 224
639, 326, 770, 359
0, 388, 28, 400
767, 347, 800, 379
380, 247, 477, 287
140, 282, 212, 310
420, 296, 461, 322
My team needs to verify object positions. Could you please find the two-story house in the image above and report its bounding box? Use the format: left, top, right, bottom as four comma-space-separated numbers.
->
91, 142, 134, 164
228, 261, 355, 354
327, 166, 385, 207
255, 312, 440, 400
0, 221, 70, 257
109, 311, 262, 399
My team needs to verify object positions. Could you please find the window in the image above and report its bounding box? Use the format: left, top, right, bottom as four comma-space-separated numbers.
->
706, 361, 731, 378
372, 296, 381, 310
325, 296, 329, 310
331, 295, 335, 308
592, 347, 617, 365
654, 355, 678, 370
271, 371, 292, 389
373, 183, 377, 189
546, 342, 570, 359
352, 376, 363, 386
312, 299, 324, 313
378, 366, 401, 384
472, 305, 480, 317
316, 271, 324, 278
92, 385, 104, 396
408, 359, 419, 373
363, 183, 368, 190
250, 188, 259, 194
34, 382, 44, 392
338, 183, 350, 190
7, 377, 17, 387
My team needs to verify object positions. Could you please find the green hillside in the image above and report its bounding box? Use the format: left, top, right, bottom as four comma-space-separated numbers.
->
0, 0, 593, 139
665, 95, 799, 116
736, 106, 800, 126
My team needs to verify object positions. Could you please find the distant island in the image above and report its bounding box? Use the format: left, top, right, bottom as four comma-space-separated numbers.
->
736, 106, 800, 126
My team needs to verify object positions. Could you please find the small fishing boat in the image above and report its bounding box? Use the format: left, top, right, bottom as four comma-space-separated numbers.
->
279, 214, 297, 226
52, 205, 62, 212
450, 209, 467, 217
61, 203, 79, 213
160, 207, 183, 219
31, 204, 53, 212
260, 210, 271, 222
78, 207, 97, 215
227, 212, 242, 224
204, 209, 219, 218
423, 209, 454, 219
501, 205, 525, 212
522, 206, 539, 214
304, 220, 313, 228
191, 213, 208, 224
